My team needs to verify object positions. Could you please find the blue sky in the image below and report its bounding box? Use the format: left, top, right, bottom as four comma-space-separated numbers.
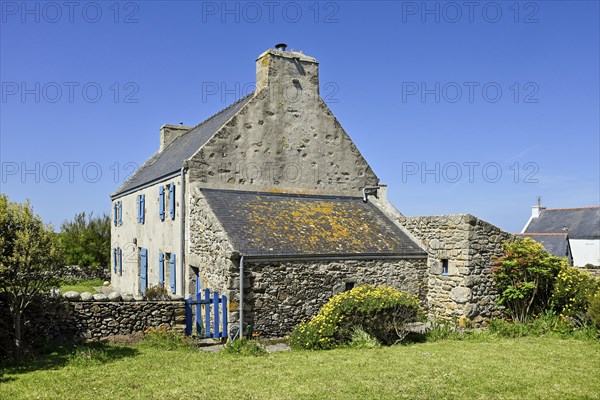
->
1, 0, 598, 233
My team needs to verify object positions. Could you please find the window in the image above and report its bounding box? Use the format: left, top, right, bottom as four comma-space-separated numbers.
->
113, 248, 117, 273
118, 247, 123, 275
159, 186, 165, 221
137, 194, 145, 224
169, 183, 176, 220
139, 248, 148, 294
169, 253, 177, 294
113, 201, 123, 226
345, 282, 356, 291
158, 252, 165, 286
441, 259, 449, 276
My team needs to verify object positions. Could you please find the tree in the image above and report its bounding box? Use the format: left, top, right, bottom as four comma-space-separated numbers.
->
59, 212, 110, 269
491, 237, 565, 322
0, 195, 62, 359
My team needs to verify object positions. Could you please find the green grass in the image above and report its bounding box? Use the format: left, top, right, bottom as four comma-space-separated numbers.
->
59, 279, 103, 294
1, 337, 599, 399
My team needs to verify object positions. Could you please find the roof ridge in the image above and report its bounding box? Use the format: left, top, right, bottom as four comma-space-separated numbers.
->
516, 232, 568, 236
160, 92, 254, 154
544, 206, 600, 211
188, 92, 254, 132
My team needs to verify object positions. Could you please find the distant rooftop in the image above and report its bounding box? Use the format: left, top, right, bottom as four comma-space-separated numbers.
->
524, 207, 600, 239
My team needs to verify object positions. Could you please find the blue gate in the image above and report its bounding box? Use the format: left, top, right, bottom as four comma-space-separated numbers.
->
185, 288, 228, 338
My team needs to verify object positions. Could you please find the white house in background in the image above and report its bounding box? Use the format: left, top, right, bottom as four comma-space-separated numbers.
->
521, 202, 600, 267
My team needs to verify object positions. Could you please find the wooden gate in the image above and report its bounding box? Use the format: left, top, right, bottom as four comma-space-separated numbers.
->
185, 289, 228, 338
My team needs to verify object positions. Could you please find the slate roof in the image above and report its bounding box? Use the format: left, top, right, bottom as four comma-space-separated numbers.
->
515, 233, 570, 259
112, 93, 254, 198
201, 189, 426, 258
524, 207, 600, 240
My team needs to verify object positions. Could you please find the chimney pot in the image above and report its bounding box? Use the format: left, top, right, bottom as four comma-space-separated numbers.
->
275, 43, 287, 51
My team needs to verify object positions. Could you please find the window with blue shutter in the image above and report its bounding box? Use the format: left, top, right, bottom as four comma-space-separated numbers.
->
113, 203, 118, 226
169, 253, 176, 294
118, 247, 123, 275
169, 183, 175, 220
140, 248, 148, 294
118, 201, 123, 225
137, 194, 145, 224
159, 186, 165, 221
113, 248, 117, 273
158, 252, 164, 285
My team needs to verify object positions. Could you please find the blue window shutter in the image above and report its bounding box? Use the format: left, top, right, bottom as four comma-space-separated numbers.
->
169, 183, 175, 220
169, 253, 176, 294
141, 194, 145, 224
158, 252, 164, 285
136, 195, 141, 223
118, 248, 123, 275
113, 248, 117, 273
140, 248, 148, 294
159, 186, 165, 221
113, 203, 118, 226
118, 201, 122, 225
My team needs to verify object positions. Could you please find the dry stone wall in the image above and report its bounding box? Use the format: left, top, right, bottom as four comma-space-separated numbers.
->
242, 258, 428, 337
400, 214, 513, 326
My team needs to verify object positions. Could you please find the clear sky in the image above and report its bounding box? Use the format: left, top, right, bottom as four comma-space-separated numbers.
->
1, 0, 599, 233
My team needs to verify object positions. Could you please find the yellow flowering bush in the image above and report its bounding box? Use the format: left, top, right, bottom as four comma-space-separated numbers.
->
551, 265, 599, 319
588, 289, 600, 329
290, 285, 421, 350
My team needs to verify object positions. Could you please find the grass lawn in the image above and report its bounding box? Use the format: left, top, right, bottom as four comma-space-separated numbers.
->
1, 337, 599, 399
59, 279, 103, 294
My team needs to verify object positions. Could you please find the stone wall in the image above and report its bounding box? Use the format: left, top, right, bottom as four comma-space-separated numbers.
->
242, 257, 428, 337
0, 296, 186, 352
400, 214, 513, 326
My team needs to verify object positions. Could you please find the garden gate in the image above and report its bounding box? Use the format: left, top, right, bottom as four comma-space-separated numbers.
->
185, 288, 228, 338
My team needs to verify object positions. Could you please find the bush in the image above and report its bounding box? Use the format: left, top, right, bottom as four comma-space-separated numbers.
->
222, 339, 268, 356
488, 311, 597, 340
589, 289, 600, 329
59, 212, 110, 269
551, 265, 599, 320
491, 238, 564, 322
290, 285, 421, 350
348, 327, 381, 349
144, 284, 170, 300
142, 325, 190, 350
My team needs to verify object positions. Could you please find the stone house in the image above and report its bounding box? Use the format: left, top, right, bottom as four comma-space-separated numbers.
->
521, 201, 600, 267
110, 45, 511, 335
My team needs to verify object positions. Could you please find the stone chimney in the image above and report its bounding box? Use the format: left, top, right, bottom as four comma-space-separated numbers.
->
531, 196, 546, 218
160, 124, 193, 151
255, 44, 319, 102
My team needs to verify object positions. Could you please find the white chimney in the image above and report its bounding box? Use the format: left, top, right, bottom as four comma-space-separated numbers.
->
531, 196, 546, 218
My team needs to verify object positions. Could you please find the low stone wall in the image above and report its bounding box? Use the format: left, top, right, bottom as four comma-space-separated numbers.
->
62, 300, 186, 339
59, 265, 110, 282
0, 295, 186, 354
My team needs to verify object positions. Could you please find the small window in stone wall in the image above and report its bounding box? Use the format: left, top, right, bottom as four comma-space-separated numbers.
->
441, 259, 449, 276
345, 282, 356, 291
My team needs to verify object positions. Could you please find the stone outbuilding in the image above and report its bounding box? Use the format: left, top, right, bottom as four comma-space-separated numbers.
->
110, 45, 512, 335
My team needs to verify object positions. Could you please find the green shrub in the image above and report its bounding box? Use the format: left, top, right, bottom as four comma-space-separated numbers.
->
551, 265, 599, 320
588, 289, 600, 329
144, 284, 170, 300
488, 311, 597, 340
142, 325, 190, 350
348, 327, 381, 349
222, 339, 267, 356
491, 238, 564, 322
290, 285, 421, 350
